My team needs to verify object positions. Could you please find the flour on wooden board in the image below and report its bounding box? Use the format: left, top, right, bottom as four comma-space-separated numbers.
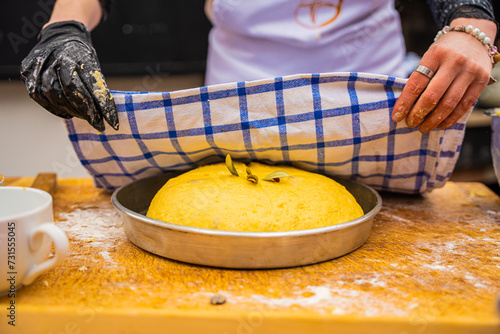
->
246, 285, 413, 317
377, 208, 499, 279
57, 207, 123, 242
422, 263, 455, 271
57, 207, 124, 265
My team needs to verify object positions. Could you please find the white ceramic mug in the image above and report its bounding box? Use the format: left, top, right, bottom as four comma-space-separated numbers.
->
0, 187, 69, 296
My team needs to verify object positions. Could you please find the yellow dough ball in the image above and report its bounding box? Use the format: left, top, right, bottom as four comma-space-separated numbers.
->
147, 162, 364, 232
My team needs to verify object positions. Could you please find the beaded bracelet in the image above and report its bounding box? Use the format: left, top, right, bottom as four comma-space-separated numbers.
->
435, 25, 500, 67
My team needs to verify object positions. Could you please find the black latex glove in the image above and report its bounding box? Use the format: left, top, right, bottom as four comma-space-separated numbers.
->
21, 21, 118, 132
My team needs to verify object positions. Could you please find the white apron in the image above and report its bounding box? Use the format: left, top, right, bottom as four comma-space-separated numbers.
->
205, 0, 407, 85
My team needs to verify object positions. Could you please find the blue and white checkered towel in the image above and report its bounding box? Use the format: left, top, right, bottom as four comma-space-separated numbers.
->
65, 72, 470, 194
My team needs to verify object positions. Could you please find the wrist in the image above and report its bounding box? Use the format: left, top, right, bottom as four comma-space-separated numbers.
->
38, 21, 92, 43
435, 18, 500, 84
439, 19, 500, 66
43, 0, 102, 31
449, 18, 497, 42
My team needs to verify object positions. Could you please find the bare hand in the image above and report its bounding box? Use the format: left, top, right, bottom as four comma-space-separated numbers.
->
392, 20, 495, 133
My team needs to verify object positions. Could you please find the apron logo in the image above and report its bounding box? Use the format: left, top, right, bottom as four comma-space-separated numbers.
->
294, 0, 343, 29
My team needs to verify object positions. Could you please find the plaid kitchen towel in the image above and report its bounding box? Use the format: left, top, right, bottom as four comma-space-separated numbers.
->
65, 72, 470, 194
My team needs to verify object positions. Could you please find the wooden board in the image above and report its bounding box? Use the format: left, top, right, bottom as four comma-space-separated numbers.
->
30, 173, 57, 195
1, 177, 500, 333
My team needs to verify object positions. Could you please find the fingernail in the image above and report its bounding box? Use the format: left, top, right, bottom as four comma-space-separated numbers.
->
392, 112, 404, 122
407, 119, 415, 127
419, 126, 430, 133
439, 123, 450, 130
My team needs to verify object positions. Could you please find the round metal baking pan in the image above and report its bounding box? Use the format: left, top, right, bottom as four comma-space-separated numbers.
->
111, 171, 382, 269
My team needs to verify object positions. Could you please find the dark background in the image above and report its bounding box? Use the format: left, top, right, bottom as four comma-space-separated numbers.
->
0, 0, 211, 79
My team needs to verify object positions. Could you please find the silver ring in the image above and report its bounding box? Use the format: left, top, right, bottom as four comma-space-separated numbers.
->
415, 65, 435, 80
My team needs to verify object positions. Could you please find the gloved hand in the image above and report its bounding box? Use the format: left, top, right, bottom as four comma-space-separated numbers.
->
21, 20, 119, 132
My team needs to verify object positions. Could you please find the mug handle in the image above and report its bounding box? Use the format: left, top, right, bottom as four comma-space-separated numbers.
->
22, 223, 69, 285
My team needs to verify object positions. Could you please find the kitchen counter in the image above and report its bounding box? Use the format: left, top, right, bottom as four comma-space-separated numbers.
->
1, 177, 500, 334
